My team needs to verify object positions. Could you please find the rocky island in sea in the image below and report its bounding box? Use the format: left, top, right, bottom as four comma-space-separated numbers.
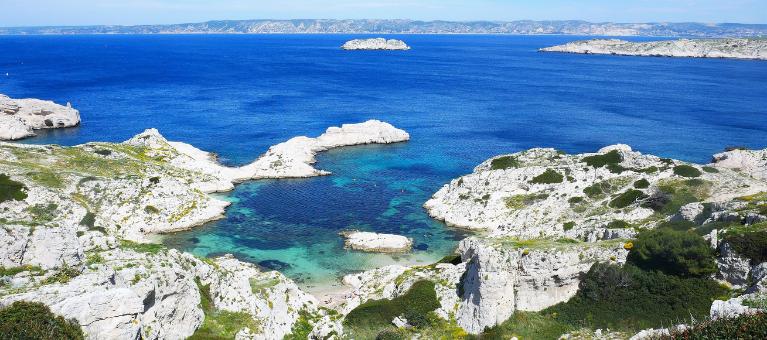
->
0, 94, 81, 141
341, 38, 411, 50
2, 114, 767, 339
340, 231, 413, 253
540, 38, 767, 60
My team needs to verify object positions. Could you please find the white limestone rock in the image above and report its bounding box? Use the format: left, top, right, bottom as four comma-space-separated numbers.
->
424, 146, 767, 240
541, 38, 767, 60
711, 148, 767, 181
710, 294, 763, 319
341, 38, 410, 50
341, 231, 413, 253
0, 115, 35, 140
0, 94, 80, 140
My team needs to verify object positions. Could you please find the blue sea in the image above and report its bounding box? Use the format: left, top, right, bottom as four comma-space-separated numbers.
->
1, 34, 766, 292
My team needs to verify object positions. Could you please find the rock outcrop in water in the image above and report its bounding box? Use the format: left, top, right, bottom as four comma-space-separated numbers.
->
341, 231, 413, 253
0, 120, 409, 339
341, 38, 410, 50
0, 94, 81, 140
540, 38, 767, 60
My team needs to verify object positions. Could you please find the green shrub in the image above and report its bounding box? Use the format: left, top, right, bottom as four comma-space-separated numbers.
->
627, 229, 717, 278
657, 220, 696, 231
568, 196, 584, 204
437, 254, 462, 265
701, 166, 719, 173
583, 184, 604, 198
120, 240, 165, 254
27, 203, 58, 223
0, 265, 43, 278
723, 230, 767, 265
563, 221, 575, 231
344, 280, 440, 331
490, 156, 520, 170
582, 150, 623, 168
609, 189, 647, 209
663, 312, 767, 339
42, 265, 81, 284
607, 220, 631, 229
530, 169, 564, 184
0, 174, 28, 203
673, 165, 702, 178
0, 301, 84, 340
642, 179, 711, 215
144, 205, 160, 214
633, 179, 650, 189
544, 263, 728, 332
79, 212, 96, 228
639, 166, 659, 174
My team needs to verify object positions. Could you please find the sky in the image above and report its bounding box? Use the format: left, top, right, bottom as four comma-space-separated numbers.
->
1, 0, 766, 27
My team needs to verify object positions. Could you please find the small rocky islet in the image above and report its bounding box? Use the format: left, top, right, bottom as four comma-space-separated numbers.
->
541, 38, 767, 60
341, 38, 410, 50
0, 94, 81, 141
1, 108, 766, 338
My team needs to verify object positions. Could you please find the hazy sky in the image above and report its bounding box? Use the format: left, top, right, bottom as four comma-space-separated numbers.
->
2, 0, 766, 27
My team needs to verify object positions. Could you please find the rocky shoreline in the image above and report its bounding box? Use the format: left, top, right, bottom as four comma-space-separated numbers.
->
2, 121, 767, 338
540, 38, 767, 60
0, 94, 81, 140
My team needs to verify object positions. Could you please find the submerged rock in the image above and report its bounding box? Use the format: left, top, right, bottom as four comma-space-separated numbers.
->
0, 94, 81, 140
341, 38, 410, 50
341, 231, 413, 253
540, 38, 767, 60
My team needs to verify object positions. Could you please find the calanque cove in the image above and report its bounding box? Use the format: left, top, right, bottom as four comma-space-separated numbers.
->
1, 98, 767, 339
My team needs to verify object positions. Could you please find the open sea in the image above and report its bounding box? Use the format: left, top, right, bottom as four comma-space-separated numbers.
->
1, 34, 766, 292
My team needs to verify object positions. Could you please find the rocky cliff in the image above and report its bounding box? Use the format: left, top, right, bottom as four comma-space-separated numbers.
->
0, 94, 81, 140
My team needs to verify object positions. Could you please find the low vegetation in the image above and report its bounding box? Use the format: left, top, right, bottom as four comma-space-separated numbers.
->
627, 228, 717, 278
469, 311, 573, 340
505, 193, 548, 210
609, 189, 647, 209
661, 312, 767, 339
643, 178, 711, 215
530, 169, 564, 184
190, 278, 259, 339
722, 230, 767, 265
490, 156, 520, 170
673, 165, 702, 178
0, 174, 27, 203
0, 301, 85, 340
582, 150, 622, 168
344, 280, 440, 334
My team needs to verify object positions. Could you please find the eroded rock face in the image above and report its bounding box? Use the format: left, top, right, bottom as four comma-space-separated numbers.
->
455, 237, 628, 334
341, 231, 413, 253
341, 38, 410, 50
540, 38, 767, 60
0, 94, 81, 140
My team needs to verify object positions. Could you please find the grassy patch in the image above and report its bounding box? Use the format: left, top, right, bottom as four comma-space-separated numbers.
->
344, 280, 440, 332
79, 212, 96, 228
42, 265, 81, 284
284, 310, 320, 340
249, 276, 281, 295
563, 221, 575, 231
0, 301, 84, 340
27, 203, 58, 223
490, 156, 520, 170
607, 220, 631, 229
120, 240, 165, 254
633, 179, 650, 189
0, 174, 27, 203
673, 165, 702, 178
437, 254, 463, 265
27, 171, 64, 188
505, 193, 548, 210
0, 265, 43, 277
702, 166, 719, 173
468, 311, 574, 340
190, 278, 259, 339
663, 312, 767, 339
530, 169, 564, 184
643, 179, 711, 215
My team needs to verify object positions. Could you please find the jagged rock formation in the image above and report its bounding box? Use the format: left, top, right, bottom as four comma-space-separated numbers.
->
341, 38, 410, 50
540, 38, 767, 60
340, 231, 413, 253
0, 94, 81, 140
0, 121, 408, 339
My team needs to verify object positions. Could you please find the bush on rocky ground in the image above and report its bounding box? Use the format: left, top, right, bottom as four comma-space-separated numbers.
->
0, 301, 84, 340
627, 228, 717, 278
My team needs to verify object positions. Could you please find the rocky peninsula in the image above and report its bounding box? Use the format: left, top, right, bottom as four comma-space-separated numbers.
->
341, 38, 410, 50
540, 38, 767, 60
0, 94, 81, 140
2, 126, 767, 339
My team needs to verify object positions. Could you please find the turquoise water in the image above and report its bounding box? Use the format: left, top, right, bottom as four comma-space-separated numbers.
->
1, 34, 765, 291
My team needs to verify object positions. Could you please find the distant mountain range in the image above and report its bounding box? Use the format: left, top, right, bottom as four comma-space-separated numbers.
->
2, 19, 767, 37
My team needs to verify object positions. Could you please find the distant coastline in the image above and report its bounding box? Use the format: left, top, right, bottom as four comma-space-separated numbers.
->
2, 19, 767, 37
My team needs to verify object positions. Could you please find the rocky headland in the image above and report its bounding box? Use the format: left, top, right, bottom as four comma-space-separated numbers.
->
0, 94, 81, 140
341, 38, 410, 50
540, 38, 767, 60
2, 123, 767, 339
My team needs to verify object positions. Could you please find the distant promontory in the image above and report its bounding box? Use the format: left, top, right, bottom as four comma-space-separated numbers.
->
540, 38, 767, 60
